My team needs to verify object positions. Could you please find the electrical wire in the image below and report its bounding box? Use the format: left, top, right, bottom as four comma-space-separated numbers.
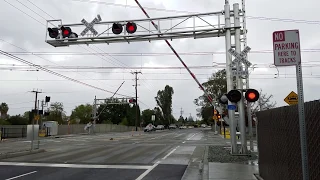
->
4, 49, 320, 56
0, 49, 131, 97
70, 0, 320, 26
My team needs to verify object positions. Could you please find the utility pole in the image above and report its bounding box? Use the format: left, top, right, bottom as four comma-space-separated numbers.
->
132, 71, 141, 131
31, 89, 42, 150
180, 108, 184, 117
92, 96, 97, 134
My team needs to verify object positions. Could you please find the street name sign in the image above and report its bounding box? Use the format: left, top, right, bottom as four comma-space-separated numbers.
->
273, 30, 301, 66
284, 91, 298, 105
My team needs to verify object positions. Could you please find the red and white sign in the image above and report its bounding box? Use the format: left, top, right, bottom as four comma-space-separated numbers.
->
273, 30, 301, 66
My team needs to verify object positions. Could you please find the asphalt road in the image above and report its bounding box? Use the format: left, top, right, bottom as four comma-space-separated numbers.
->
0, 128, 225, 180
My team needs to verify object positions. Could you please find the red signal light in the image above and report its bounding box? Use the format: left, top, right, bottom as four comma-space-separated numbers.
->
126, 22, 137, 34
61, 26, 72, 38
245, 89, 259, 102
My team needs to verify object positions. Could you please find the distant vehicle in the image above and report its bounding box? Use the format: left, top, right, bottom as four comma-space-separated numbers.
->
179, 126, 187, 129
169, 124, 177, 129
144, 124, 156, 132
156, 125, 164, 130
188, 126, 194, 129
201, 124, 206, 128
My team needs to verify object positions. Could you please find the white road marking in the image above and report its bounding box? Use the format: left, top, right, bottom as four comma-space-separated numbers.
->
187, 133, 197, 140
0, 162, 151, 170
135, 161, 160, 180
5, 171, 37, 180
162, 146, 179, 160
136, 145, 179, 180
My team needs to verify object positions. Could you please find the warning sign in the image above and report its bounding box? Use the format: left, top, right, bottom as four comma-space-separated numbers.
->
284, 91, 298, 105
273, 30, 301, 66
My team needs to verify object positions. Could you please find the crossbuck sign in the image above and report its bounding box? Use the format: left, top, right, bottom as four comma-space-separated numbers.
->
228, 46, 252, 76
80, 15, 102, 36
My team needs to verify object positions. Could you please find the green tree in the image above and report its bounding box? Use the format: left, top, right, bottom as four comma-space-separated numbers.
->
46, 102, 65, 124
155, 85, 174, 125
141, 109, 154, 126
70, 104, 93, 124
7, 115, 28, 125
194, 69, 227, 124
0, 102, 9, 119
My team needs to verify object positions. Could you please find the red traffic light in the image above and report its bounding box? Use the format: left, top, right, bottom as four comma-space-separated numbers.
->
227, 90, 242, 103
61, 26, 72, 38
48, 28, 59, 38
245, 89, 259, 102
129, 98, 136, 103
112, 23, 123, 34
126, 22, 137, 34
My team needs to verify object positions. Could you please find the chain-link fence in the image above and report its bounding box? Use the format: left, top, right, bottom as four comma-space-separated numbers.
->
256, 100, 320, 180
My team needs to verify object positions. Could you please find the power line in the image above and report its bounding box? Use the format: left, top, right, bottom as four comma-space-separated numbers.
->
0, 49, 131, 97
70, 0, 320, 25
26, 0, 55, 19
4, 49, 320, 56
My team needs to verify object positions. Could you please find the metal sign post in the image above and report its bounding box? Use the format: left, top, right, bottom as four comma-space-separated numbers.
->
273, 29, 309, 180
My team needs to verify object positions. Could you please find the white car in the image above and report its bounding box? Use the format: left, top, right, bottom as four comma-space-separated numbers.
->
179, 126, 187, 129
156, 125, 164, 130
144, 124, 155, 132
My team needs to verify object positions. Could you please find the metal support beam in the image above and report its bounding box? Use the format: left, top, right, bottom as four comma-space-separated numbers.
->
234, 3, 247, 154
224, 2, 237, 154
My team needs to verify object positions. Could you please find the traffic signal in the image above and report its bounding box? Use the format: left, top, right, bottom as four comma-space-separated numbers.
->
112, 22, 137, 35
126, 22, 137, 34
47, 28, 59, 38
112, 23, 123, 34
129, 98, 136, 103
47, 26, 78, 39
217, 114, 221, 119
60, 26, 78, 39
227, 90, 242, 103
245, 89, 260, 102
45, 96, 50, 103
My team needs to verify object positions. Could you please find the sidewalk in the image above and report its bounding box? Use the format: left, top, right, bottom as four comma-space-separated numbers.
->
204, 131, 259, 180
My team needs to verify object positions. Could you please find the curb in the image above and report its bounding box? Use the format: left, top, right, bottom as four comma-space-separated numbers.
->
0, 149, 46, 160
254, 173, 264, 180
202, 146, 209, 180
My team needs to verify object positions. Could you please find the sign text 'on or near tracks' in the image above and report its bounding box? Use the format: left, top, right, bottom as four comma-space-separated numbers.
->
273, 30, 301, 66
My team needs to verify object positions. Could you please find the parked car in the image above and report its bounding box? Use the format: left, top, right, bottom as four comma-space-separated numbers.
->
169, 124, 177, 129
179, 126, 187, 129
156, 125, 164, 130
144, 124, 156, 132
201, 124, 206, 128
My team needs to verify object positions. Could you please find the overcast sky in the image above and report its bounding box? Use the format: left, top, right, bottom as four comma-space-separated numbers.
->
1, 0, 320, 119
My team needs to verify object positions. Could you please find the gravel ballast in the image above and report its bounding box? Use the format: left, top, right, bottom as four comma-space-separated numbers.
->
208, 145, 258, 163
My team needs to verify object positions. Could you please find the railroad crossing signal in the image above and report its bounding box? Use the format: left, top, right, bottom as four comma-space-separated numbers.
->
80, 15, 102, 36
226, 89, 260, 103
284, 91, 298, 105
228, 46, 251, 76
